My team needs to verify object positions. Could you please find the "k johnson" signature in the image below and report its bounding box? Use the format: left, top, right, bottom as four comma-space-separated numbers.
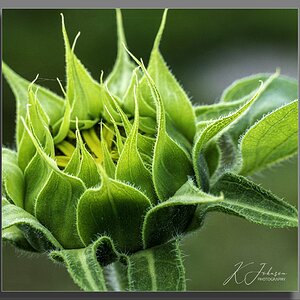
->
223, 261, 287, 286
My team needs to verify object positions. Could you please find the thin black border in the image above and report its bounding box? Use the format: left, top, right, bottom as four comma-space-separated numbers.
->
0, 1, 299, 300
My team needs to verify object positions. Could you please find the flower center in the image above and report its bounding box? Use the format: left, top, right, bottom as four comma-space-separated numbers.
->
54, 123, 125, 169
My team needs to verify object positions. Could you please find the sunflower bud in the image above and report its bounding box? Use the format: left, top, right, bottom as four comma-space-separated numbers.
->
2, 9, 200, 254
3, 9, 298, 292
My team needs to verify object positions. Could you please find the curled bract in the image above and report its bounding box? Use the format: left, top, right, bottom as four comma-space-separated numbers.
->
2, 9, 298, 291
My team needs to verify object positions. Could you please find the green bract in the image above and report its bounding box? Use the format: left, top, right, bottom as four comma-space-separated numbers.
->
2, 9, 298, 291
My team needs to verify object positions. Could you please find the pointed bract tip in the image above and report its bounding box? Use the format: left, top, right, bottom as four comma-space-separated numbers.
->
100, 70, 104, 85
71, 31, 81, 52
21, 117, 58, 170
116, 8, 122, 16
116, 8, 127, 48
74, 117, 83, 144
60, 13, 72, 50
258, 80, 264, 88
153, 9, 168, 51
60, 13, 65, 29
122, 42, 140, 67
56, 78, 66, 96
28, 74, 39, 91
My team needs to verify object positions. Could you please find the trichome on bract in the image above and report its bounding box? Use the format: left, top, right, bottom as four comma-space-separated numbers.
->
2, 9, 298, 291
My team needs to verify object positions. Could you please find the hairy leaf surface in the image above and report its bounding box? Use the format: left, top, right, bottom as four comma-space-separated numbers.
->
192, 74, 277, 188
240, 100, 298, 175
50, 237, 119, 291
142, 180, 223, 248
221, 73, 298, 143
2, 226, 36, 252
195, 98, 246, 123
133, 58, 194, 201
61, 14, 102, 127
77, 170, 151, 252
144, 10, 196, 143
208, 173, 298, 228
106, 9, 135, 99
116, 90, 157, 203
123, 240, 186, 291
2, 62, 64, 144
2, 148, 24, 208
22, 120, 86, 249
18, 87, 54, 171
2, 199, 62, 252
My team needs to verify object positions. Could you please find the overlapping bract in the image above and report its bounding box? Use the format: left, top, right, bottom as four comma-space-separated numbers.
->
2, 10, 298, 291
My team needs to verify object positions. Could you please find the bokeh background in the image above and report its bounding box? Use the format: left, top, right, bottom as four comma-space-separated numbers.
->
2, 9, 298, 291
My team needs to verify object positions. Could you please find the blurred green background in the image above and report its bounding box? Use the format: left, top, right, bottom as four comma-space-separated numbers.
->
2, 9, 298, 291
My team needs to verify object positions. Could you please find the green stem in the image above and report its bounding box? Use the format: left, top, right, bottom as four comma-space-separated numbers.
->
104, 261, 129, 291
122, 240, 186, 291
49, 236, 118, 291
50, 248, 107, 291
50, 237, 186, 291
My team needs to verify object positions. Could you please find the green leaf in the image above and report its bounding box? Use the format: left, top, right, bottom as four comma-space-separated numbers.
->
116, 88, 157, 203
18, 86, 55, 171
110, 95, 133, 134
195, 98, 246, 123
221, 73, 298, 143
203, 141, 221, 178
123, 67, 156, 120
64, 141, 81, 176
2, 197, 36, 252
142, 179, 223, 248
20, 88, 55, 213
192, 73, 277, 188
61, 14, 101, 127
57, 127, 101, 189
138, 116, 157, 135
123, 47, 194, 200
221, 73, 297, 102
77, 169, 151, 252
100, 125, 116, 178
53, 95, 71, 144
106, 9, 135, 99
145, 10, 196, 143
75, 130, 101, 188
239, 100, 298, 175
137, 134, 155, 166
100, 82, 123, 124
2, 200, 62, 252
209, 173, 298, 228
2, 226, 36, 252
24, 153, 52, 214
102, 104, 125, 156
113, 94, 156, 166
22, 119, 86, 249
50, 236, 119, 291
122, 72, 158, 157
209, 134, 239, 185
152, 89, 194, 200
135, 58, 193, 201
2, 62, 64, 144
35, 170, 86, 249
123, 240, 186, 291
2, 148, 24, 208
195, 152, 210, 193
